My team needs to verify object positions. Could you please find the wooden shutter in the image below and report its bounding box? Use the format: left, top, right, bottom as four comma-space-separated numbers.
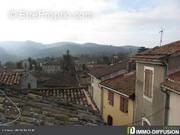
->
120, 96, 124, 112
120, 96, 128, 113
124, 98, 128, 113
144, 69, 153, 98
108, 91, 114, 106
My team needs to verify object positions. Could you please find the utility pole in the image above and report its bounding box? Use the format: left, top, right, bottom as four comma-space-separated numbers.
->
159, 28, 164, 46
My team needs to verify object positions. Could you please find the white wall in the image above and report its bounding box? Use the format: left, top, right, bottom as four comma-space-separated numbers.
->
42, 65, 62, 73
168, 92, 180, 125
21, 73, 37, 89
91, 75, 102, 113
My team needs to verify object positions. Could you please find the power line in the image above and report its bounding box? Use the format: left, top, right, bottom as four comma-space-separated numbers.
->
122, 106, 165, 125
0, 89, 21, 126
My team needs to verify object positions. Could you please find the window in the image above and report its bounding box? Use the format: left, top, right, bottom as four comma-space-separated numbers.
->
120, 96, 128, 113
142, 117, 151, 126
108, 91, 114, 106
143, 67, 154, 101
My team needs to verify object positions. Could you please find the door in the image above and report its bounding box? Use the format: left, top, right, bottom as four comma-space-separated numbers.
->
107, 115, 113, 126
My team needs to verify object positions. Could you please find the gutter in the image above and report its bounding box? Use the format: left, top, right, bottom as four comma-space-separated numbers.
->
161, 60, 169, 126
136, 60, 164, 66
162, 85, 180, 95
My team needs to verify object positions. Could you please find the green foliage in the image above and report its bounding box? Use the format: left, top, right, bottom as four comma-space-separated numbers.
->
138, 47, 149, 53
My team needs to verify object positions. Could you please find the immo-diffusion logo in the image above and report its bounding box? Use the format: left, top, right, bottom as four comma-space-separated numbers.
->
127, 127, 135, 135
127, 127, 180, 135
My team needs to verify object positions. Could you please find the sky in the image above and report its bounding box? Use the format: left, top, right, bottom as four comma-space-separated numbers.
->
0, 0, 179, 47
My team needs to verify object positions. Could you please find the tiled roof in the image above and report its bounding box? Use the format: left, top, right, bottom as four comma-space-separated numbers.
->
31, 87, 98, 111
32, 72, 78, 87
0, 89, 103, 126
100, 72, 135, 97
0, 72, 23, 87
134, 41, 180, 60
162, 71, 180, 93
88, 61, 127, 79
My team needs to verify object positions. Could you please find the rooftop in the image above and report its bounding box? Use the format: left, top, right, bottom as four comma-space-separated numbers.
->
100, 72, 135, 98
0, 72, 23, 87
162, 71, 180, 94
32, 72, 78, 87
0, 88, 103, 126
134, 41, 180, 61
32, 87, 98, 111
88, 61, 127, 79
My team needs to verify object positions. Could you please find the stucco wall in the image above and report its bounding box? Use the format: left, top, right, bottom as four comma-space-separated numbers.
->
42, 65, 62, 73
102, 88, 134, 125
168, 92, 180, 125
168, 55, 180, 75
91, 75, 102, 113
21, 73, 37, 89
134, 62, 166, 125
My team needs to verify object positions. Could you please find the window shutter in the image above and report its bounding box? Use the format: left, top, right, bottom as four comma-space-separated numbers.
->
108, 91, 114, 106
144, 69, 153, 98
120, 96, 128, 113
124, 99, 128, 113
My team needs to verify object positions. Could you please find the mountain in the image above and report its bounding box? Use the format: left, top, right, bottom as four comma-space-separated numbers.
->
0, 41, 139, 63
0, 47, 19, 63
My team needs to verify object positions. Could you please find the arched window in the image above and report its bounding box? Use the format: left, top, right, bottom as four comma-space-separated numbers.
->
142, 117, 151, 126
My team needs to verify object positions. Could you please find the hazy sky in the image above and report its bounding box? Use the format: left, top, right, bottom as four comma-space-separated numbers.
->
0, 0, 179, 47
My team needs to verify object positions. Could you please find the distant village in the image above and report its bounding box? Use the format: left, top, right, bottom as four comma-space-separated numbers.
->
0, 41, 180, 126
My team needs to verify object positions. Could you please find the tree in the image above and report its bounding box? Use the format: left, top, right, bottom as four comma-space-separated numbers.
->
28, 57, 37, 70
138, 47, 149, 53
62, 50, 74, 72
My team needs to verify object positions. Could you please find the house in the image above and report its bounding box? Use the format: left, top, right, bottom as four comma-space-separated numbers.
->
133, 41, 180, 125
42, 61, 62, 73
161, 71, 180, 125
100, 72, 135, 125
0, 71, 37, 90
88, 61, 128, 113
21, 60, 31, 71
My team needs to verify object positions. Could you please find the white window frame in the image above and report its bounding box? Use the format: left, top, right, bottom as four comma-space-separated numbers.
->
143, 66, 154, 102
142, 117, 151, 126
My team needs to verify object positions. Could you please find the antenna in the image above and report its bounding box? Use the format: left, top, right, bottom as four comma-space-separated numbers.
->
159, 28, 164, 46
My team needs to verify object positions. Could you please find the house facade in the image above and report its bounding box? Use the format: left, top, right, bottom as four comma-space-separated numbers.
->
42, 61, 62, 73
100, 72, 135, 125
162, 71, 180, 125
88, 62, 128, 113
133, 41, 180, 125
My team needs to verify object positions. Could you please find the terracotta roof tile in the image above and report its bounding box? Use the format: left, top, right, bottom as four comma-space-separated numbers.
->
32, 72, 78, 87
88, 61, 127, 79
32, 87, 98, 111
162, 71, 180, 93
0, 72, 23, 87
100, 72, 135, 97
134, 41, 180, 60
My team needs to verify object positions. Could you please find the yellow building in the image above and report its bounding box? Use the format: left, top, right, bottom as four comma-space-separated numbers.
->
100, 72, 135, 125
